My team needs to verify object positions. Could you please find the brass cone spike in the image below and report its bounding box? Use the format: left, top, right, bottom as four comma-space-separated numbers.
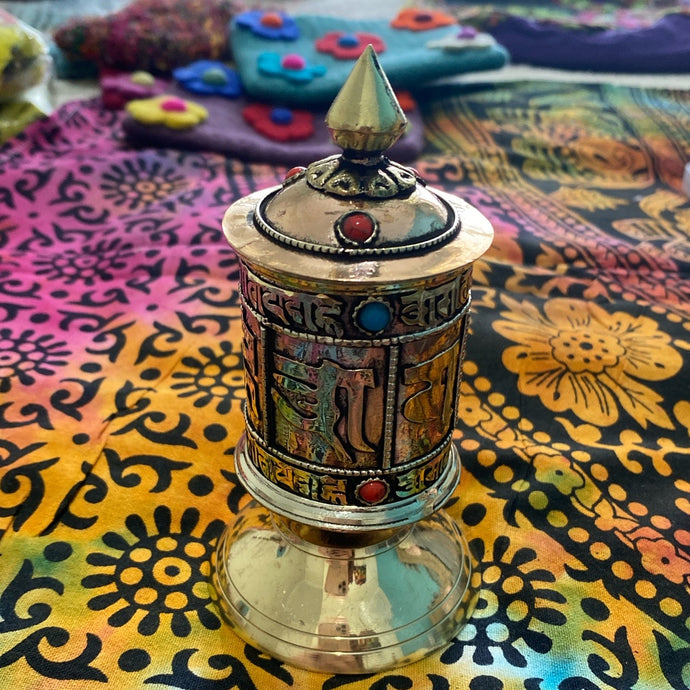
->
326, 44, 407, 156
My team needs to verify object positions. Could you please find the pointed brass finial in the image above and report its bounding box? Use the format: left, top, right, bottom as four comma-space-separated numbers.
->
326, 45, 407, 157
305, 46, 416, 198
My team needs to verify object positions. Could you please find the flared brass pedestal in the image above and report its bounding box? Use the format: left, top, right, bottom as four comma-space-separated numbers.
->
213, 495, 475, 674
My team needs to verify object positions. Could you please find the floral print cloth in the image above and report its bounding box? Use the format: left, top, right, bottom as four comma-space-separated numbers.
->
1, 79, 689, 689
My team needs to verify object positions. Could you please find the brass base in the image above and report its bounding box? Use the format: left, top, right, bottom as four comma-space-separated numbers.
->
212, 501, 475, 674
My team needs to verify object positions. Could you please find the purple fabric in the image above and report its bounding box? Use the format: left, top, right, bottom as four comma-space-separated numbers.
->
122, 85, 425, 165
487, 12, 690, 73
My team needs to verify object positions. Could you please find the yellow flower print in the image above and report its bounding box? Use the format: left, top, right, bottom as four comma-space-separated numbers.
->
532, 453, 585, 496
457, 383, 492, 428
635, 535, 690, 585
494, 296, 682, 429
126, 95, 208, 130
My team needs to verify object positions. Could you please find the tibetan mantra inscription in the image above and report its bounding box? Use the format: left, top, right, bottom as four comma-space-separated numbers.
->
238, 266, 472, 507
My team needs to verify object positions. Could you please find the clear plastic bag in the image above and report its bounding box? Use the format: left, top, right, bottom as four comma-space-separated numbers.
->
0, 8, 52, 102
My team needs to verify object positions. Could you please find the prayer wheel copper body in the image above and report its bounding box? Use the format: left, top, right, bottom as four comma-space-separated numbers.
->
213, 47, 493, 674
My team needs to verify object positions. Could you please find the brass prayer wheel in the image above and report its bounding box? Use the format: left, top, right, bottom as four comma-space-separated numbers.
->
214, 46, 494, 673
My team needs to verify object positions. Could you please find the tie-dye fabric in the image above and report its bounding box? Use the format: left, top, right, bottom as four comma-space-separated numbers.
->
1, 82, 689, 689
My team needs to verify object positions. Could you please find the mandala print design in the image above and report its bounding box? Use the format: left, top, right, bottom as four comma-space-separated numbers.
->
0, 328, 71, 393
33, 239, 134, 286
493, 296, 683, 428
171, 341, 245, 414
442, 535, 567, 668
82, 506, 225, 637
100, 158, 188, 210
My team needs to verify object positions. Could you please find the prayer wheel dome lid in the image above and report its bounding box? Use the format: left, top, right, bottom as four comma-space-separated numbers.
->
256, 45, 457, 258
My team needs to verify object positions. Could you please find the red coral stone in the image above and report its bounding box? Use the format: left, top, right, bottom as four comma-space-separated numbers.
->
285, 166, 305, 179
358, 479, 388, 505
340, 212, 375, 243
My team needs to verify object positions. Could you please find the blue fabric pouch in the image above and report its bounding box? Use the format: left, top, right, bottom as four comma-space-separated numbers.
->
230, 12, 509, 106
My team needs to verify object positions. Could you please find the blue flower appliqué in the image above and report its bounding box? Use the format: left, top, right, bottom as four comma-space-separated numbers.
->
172, 60, 242, 98
257, 52, 326, 84
234, 10, 299, 40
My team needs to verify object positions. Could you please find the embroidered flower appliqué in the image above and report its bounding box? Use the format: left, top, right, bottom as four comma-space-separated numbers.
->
242, 104, 315, 142
315, 31, 386, 60
391, 8, 457, 31
257, 52, 326, 84
234, 10, 299, 40
126, 95, 208, 130
426, 26, 497, 52
173, 60, 242, 98
101, 70, 166, 110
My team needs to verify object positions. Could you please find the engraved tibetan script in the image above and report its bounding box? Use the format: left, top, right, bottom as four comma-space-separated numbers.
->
399, 273, 469, 329
402, 339, 460, 430
245, 272, 344, 337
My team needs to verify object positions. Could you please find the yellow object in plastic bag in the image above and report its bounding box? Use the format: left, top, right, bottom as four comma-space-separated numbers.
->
0, 8, 51, 101
0, 8, 53, 142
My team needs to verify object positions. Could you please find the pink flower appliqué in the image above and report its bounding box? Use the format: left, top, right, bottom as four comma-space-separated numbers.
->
100, 70, 166, 110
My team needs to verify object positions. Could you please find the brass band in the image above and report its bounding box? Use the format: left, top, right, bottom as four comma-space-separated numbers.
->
241, 266, 472, 340
241, 418, 453, 507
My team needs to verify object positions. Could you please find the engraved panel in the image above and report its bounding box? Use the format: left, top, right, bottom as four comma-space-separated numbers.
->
241, 304, 263, 434
396, 318, 466, 464
270, 334, 387, 470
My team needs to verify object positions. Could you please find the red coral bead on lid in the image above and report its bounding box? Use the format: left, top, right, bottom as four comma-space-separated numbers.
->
357, 479, 389, 505
285, 166, 305, 179
260, 12, 284, 28
160, 97, 187, 112
339, 211, 376, 244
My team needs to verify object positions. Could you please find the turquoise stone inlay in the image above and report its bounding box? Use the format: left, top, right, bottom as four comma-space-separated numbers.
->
357, 300, 391, 333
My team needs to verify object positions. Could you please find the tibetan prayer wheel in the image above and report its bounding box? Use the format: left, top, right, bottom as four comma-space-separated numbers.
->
214, 46, 493, 673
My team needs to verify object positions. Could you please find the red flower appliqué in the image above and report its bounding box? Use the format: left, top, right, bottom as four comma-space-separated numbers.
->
391, 8, 456, 31
242, 104, 314, 142
315, 31, 386, 60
